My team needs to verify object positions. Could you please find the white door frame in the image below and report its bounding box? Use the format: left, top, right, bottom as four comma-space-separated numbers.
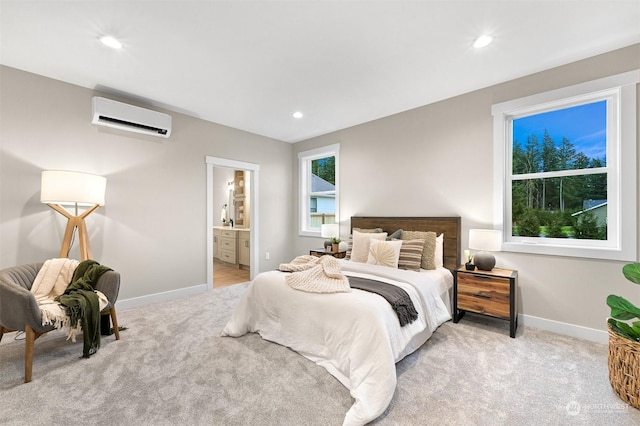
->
205, 156, 259, 289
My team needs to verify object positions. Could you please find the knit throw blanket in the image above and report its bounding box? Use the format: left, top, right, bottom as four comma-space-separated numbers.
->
279, 255, 351, 293
279, 256, 418, 326
31, 259, 109, 357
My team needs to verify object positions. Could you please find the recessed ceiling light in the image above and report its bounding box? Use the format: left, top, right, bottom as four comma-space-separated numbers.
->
99, 35, 122, 49
292, 111, 304, 119
473, 35, 493, 48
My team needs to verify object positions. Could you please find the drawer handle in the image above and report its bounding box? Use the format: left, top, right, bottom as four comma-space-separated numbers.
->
472, 292, 492, 299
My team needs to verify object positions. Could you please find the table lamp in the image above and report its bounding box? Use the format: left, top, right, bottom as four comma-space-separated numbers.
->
41, 170, 106, 260
468, 229, 502, 271
321, 223, 339, 252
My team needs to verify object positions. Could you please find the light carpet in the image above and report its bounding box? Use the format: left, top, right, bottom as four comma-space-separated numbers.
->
1, 282, 639, 425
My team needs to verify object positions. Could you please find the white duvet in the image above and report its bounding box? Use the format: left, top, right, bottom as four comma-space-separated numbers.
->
221, 259, 453, 425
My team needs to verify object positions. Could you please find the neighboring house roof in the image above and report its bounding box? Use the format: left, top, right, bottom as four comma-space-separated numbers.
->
571, 201, 608, 217
582, 199, 607, 210
311, 174, 335, 193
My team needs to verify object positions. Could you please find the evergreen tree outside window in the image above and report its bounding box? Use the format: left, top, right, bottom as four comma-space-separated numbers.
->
492, 71, 638, 261
511, 101, 608, 240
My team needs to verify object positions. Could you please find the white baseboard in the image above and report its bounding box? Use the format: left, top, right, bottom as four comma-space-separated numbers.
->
520, 313, 608, 344
116, 283, 209, 310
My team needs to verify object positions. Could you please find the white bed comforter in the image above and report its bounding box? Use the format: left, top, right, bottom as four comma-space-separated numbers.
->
221, 260, 453, 425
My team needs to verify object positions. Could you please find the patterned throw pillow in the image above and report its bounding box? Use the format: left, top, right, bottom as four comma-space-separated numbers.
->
350, 231, 388, 263
402, 230, 437, 270
367, 239, 403, 268
397, 239, 426, 271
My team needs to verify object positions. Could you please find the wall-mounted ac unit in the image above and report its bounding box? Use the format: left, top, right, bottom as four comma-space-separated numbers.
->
91, 97, 172, 138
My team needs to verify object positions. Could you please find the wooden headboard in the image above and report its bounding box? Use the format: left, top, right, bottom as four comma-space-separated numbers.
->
350, 216, 461, 272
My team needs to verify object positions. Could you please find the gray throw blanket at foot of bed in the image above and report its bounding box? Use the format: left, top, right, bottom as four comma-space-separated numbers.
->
347, 276, 419, 326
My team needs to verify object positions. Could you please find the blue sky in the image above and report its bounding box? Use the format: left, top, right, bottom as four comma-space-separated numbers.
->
512, 100, 607, 161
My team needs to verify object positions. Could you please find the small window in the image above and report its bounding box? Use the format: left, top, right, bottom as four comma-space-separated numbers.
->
492, 71, 638, 261
299, 144, 339, 236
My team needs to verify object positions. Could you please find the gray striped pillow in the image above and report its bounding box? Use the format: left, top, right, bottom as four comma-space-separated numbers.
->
397, 239, 425, 271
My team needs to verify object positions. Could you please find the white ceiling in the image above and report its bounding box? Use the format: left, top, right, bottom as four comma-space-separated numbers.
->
1, 1, 638, 143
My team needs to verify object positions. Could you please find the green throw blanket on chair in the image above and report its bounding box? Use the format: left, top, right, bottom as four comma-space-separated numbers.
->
55, 260, 112, 358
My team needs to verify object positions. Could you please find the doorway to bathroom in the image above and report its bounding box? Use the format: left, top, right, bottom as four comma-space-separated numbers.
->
205, 156, 259, 289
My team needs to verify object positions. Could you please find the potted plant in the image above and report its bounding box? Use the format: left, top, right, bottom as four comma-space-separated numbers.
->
465, 255, 475, 270
463, 250, 474, 270
606, 262, 640, 409
331, 237, 341, 254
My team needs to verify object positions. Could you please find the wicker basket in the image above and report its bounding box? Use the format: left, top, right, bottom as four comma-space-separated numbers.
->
608, 324, 640, 409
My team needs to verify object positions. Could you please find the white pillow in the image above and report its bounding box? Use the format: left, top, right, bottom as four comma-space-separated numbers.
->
350, 230, 388, 263
367, 239, 403, 268
435, 233, 444, 268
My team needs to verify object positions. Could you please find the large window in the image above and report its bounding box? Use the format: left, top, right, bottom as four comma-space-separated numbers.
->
299, 144, 339, 236
492, 71, 638, 261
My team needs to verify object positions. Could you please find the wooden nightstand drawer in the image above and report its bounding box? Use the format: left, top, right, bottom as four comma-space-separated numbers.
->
454, 267, 518, 338
457, 273, 510, 319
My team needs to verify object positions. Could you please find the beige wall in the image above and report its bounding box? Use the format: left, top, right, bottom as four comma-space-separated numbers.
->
0, 65, 293, 300
2, 43, 639, 336
292, 44, 640, 336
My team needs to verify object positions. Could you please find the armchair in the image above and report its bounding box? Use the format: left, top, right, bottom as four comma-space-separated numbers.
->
0, 262, 120, 383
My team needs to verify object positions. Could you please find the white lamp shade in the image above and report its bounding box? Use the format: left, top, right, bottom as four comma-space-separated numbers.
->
468, 229, 502, 252
321, 223, 339, 238
41, 170, 106, 206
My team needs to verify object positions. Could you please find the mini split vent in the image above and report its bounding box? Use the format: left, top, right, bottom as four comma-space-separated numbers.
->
91, 97, 172, 138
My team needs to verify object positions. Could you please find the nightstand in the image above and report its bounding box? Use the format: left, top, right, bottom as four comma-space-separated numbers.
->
453, 266, 518, 338
309, 248, 346, 259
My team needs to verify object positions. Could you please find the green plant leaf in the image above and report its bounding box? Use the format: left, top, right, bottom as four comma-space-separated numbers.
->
622, 263, 640, 285
608, 318, 640, 341
618, 322, 640, 341
606, 295, 640, 320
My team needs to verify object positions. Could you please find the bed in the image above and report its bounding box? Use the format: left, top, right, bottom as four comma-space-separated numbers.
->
221, 216, 461, 425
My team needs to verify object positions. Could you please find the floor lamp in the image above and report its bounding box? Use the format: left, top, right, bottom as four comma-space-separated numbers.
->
40, 170, 107, 261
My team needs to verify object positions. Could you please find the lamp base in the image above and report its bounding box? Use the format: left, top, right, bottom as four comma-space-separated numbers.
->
48, 203, 100, 261
473, 251, 496, 271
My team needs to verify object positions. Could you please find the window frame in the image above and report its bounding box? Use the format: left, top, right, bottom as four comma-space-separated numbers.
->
298, 143, 340, 237
492, 70, 638, 261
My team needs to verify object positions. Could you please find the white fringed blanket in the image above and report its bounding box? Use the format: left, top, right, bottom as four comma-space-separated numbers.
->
30, 258, 108, 341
